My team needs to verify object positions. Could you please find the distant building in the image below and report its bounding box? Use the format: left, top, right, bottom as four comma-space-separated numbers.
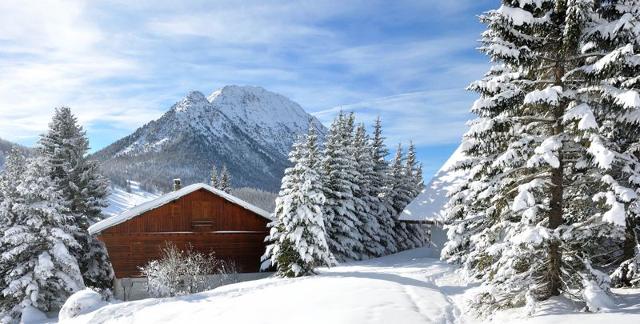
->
89, 181, 273, 299
398, 145, 468, 252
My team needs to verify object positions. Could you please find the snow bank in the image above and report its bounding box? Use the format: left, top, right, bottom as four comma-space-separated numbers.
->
59, 289, 108, 321
20, 306, 48, 324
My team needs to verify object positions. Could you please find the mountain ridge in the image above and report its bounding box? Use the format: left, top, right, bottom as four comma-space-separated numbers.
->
92, 85, 326, 192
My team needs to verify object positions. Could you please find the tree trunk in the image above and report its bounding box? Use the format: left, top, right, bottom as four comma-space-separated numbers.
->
547, 165, 563, 297
546, 63, 566, 297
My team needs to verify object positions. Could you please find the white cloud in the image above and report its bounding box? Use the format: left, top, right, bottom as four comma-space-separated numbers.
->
314, 89, 473, 146
0, 0, 161, 141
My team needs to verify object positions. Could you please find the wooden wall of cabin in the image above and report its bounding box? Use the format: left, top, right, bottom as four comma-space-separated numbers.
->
97, 189, 270, 278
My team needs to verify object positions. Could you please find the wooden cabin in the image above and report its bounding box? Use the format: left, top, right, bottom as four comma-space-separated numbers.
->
88, 182, 272, 278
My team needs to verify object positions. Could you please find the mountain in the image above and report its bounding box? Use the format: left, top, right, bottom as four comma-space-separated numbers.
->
92, 85, 326, 192
399, 144, 467, 222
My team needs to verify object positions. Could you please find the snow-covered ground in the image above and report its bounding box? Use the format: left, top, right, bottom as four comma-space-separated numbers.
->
59, 247, 640, 324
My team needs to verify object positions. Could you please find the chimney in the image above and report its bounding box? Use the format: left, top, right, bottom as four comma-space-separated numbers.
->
173, 178, 182, 191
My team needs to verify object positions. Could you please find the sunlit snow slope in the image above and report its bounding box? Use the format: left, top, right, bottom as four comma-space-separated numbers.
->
400, 144, 467, 222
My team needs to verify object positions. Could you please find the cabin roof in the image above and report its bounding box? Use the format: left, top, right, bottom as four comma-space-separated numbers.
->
89, 183, 273, 235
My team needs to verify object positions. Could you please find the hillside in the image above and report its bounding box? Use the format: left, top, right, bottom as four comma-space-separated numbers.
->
0, 138, 31, 170
92, 86, 325, 192
61, 248, 640, 324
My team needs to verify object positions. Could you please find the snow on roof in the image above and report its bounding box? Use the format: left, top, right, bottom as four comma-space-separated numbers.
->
89, 183, 273, 235
399, 144, 468, 222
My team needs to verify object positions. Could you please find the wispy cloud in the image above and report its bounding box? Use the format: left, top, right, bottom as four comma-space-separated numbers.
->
314, 88, 474, 147
0, 0, 495, 168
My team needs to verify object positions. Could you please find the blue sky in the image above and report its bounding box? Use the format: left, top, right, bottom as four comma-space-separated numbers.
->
0, 0, 496, 181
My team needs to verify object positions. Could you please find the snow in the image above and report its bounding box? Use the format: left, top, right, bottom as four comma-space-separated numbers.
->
615, 90, 640, 109
528, 136, 561, 168
90, 183, 272, 235
524, 86, 563, 105
582, 279, 615, 312
510, 226, 550, 245
399, 144, 467, 222
598, 192, 627, 227
59, 247, 640, 324
20, 306, 48, 324
496, 5, 536, 26
563, 103, 598, 130
59, 289, 108, 321
587, 136, 615, 169
587, 44, 635, 73
103, 181, 160, 217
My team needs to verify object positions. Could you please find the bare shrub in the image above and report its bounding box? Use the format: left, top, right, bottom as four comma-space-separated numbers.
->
139, 242, 238, 298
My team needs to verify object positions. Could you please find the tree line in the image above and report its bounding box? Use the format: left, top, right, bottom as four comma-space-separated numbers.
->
262, 113, 426, 277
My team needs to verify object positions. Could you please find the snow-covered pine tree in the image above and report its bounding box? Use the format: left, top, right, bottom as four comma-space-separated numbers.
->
210, 165, 219, 188
401, 142, 427, 250
0, 148, 27, 313
219, 165, 231, 193
38, 107, 113, 289
583, 0, 640, 288
441, 0, 640, 312
0, 148, 26, 228
321, 112, 364, 261
262, 127, 334, 277
370, 117, 398, 254
387, 144, 423, 251
352, 123, 386, 258
0, 156, 84, 322
388, 144, 413, 215
405, 142, 424, 197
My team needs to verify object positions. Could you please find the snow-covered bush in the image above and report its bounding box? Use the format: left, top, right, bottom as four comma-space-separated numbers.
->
59, 288, 108, 320
140, 242, 238, 298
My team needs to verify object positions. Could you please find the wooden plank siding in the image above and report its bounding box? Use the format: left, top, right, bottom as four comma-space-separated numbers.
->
97, 189, 270, 278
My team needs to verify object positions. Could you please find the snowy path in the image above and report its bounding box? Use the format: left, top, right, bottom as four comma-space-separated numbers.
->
62, 247, 640, 324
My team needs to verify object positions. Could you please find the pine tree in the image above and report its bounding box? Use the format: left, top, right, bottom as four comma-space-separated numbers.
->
592, 0, 640, 288
388, 144, 413, 215
401, 142, 427, 250
0, 156, 84, 321
352, 124, 386, 258
406, 142, 424, 197
39, 107, 113, 289
441, 0, 640, 312
219, 165, 231, 193
386, 144, 423, 251
210, 165, 219, 188
262, 128, 334, 277
0, 148, 27, 314
370, 117, 398, 254
321, 112, 364, 261
0, 148, 26, 228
